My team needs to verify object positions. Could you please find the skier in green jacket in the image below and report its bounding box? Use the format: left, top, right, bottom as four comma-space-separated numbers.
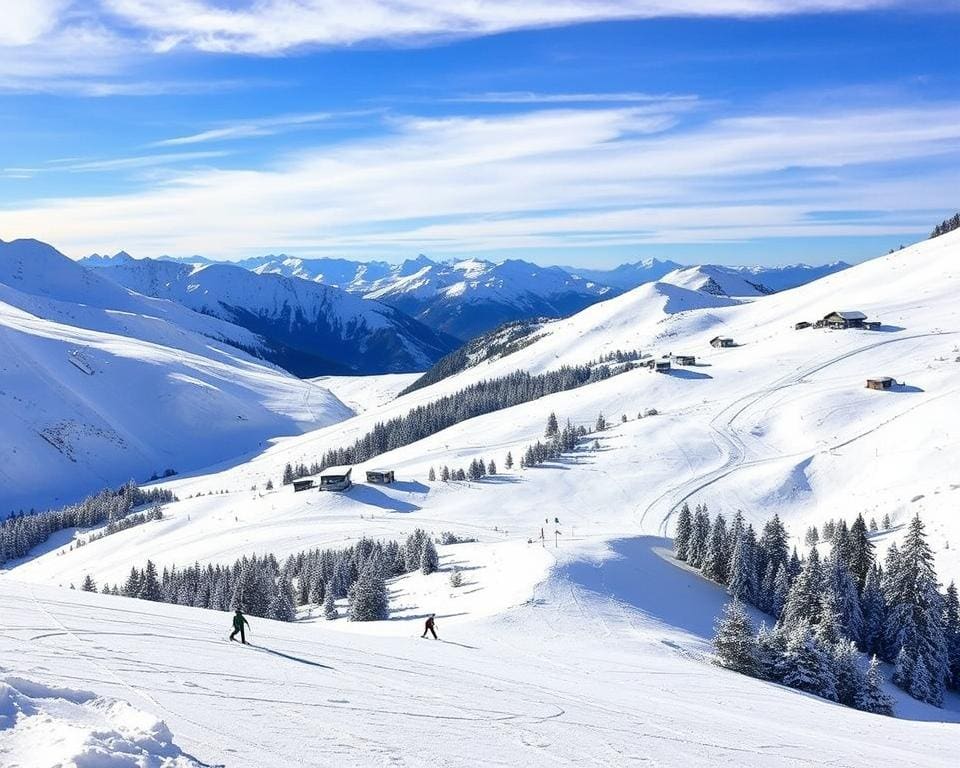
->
230, 609, 250, 644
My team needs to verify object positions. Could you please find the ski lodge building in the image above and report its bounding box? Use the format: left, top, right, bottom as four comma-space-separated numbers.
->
821, 310, 866, 329
366, 469, 395, 484
319, 466, 353, 492
710, 336, 735, 348
866, 377, 895, 391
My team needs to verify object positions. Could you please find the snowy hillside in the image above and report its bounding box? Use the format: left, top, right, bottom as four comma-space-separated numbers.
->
86, 256, 457, 376
5, 231, 960, 765
0, 240, 353, 514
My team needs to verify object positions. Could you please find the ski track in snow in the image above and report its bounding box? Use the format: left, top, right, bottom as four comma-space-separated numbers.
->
640, 331, 959, 535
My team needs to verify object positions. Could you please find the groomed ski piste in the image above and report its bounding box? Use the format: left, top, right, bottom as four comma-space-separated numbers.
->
3, 230, 960, 766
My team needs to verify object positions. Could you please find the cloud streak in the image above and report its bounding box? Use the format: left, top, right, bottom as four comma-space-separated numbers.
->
1, 103, 957, 258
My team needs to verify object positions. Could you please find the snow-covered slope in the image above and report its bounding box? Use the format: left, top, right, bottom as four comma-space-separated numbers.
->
661, 264, 774, 296
86, 256, 457, 376
0, 240, 353, 514
7, 232, 960, 765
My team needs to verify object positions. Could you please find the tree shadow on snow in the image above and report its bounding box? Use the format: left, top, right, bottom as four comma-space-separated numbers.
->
348, 484, 420, 513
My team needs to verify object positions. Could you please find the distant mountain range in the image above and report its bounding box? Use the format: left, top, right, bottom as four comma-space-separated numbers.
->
80, 253, 457, 376
91, 252, 848, 342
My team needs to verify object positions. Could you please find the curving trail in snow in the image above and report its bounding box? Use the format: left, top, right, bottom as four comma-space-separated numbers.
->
639, 331, 958, 535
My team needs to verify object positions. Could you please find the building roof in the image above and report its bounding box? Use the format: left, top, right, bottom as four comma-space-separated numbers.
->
826, 311, 867, 320
320, 465, 352, 477
710, 336, 733, 342
366, 468, 393, 474
867, 376, 894, 382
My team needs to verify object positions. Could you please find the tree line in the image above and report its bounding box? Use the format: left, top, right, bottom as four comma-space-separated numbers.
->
930, 212, 960, 239
0, 483, 176, 568
90, 528, 444, 623
674, 504, 960, 711
296, 354, 641, 486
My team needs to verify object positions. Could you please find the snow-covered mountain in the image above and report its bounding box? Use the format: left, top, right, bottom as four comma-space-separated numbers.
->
84, 256, 458, 376
4, 231, 960, 766
560, 257, 683, 290
0, 238, 353, 513
563, 258, 849, 293
363, 256, 615, 340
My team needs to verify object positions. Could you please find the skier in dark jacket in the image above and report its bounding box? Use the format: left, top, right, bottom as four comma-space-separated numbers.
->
421, 614, 438, 639
230, 609, 250, 644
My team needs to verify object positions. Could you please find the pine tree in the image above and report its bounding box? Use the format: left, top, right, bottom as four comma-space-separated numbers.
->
758, 515, 789, 578
825, 553, 864, 645
282, 463, 295, 485
944, 582, 960, 690
687, 507, 711, 569
441, 466, 450, 482
265, 478, 274, 491
861, 565, 887, 657
756, 622, 788, 681
420, 538, 439, 575
713, 600, 759, 676
777, 621, 838, 701
781, 546, 824, 630
856, 655, 894, 715
805, 526, 820, 546
757, 562, 775, 613
428, 467, 436, 481
269, 578, 297, 622
487, 459, 497, 476
882, 512, 891, 530
869, 517, 878, 533
727, 532, 756, 604
832, 640, 867, 708
323, 584, 338, 620
673, 503, 693, 561
848, 514, 875, 593
595, 412, 606, 432
80, 574, 97, 592
505, 451, 513, 470
884, 514, 948, 706
771, 564, 790, 621
702, 513, 729, 584
545, 412, 559, 437
123, 567, 142, 598
138, 560, 162, 602
349, 564, 389, 621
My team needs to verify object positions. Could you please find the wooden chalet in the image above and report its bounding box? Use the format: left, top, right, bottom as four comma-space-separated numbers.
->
319, 465, 353, 492
672, 354, 696, 366
822, 310, 866, 330
292, 478, 315, 492
366, 469, 395, 485
866, 377, 895, 391
710, 336, 735, 348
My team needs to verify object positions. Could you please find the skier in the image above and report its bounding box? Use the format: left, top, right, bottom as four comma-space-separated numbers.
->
421, 614, 438, 640
230, 608, 250, 644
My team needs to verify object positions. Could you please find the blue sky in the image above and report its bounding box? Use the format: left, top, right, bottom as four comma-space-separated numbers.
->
1, 2, 958, 267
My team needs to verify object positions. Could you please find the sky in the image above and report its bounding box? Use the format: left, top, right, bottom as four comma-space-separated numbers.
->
0, 2, 958, 268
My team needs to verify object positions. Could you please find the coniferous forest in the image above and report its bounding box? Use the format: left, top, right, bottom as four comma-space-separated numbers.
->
93, 528, 443, 623
673, 504, 960, 711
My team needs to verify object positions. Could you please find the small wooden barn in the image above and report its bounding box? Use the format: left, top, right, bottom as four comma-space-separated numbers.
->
864, 321, 882, 330
292, 478, 315, 492
710, 336, 734, 348
866, 377, 895, 391
319, 465, 353, 492
794, 321, 812, 330
672, 354, 696, 366
366, 469, 395, 485
653, 360, 672, 373
822, 310, 866, 329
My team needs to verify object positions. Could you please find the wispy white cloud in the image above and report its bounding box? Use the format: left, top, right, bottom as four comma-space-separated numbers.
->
3, 150, 230, 178
447, 91, 699, 105
101, 0, 908, 54
152, 111, 375, 147
1, 103, 957, 257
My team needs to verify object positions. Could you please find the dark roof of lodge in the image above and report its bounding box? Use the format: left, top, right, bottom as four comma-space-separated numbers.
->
867, 376, 894, 382
826, 311, 867, 320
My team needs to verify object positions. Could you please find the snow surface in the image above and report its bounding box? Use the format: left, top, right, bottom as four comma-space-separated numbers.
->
4, 231, 960, 765
0, 240, 352, 513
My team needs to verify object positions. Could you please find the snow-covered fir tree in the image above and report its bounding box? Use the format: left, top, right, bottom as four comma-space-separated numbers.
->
349, 564, 389, 621
687, 506, 711, 569
504, 451, 513, 469
884, 514, 948, 706
673, 503, 693, 561
323, 584, 338, 620
727, 531, 756, 603
428, 467, 436, 481
713, 600, 759, 676
781, 546, 824, 630
420, 538, 440, 575
545, 412, 559, 437
138, 560, 162, 602
776, 621, 838, 701
702, 514, 730, 584
269, 578, 297, 622
856, 655, 894, 715
80, 574, 97, 592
